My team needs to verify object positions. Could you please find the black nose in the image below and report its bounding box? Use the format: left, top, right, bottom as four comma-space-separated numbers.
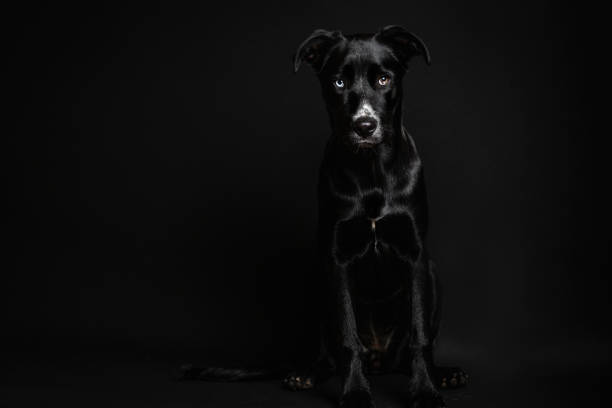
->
352, 118, 378, 138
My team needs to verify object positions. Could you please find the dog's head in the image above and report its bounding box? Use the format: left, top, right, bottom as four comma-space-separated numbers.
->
294, 26, 430, 149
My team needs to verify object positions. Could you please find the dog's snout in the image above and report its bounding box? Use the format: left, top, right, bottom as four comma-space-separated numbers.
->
352, 118, 378, 138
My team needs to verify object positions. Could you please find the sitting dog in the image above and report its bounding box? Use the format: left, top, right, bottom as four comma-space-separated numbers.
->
180, 26, 467, 408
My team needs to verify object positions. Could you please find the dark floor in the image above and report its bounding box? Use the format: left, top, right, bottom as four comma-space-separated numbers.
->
1, 351, 609, 407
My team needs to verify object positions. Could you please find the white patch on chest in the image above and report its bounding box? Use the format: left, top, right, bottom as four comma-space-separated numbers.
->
369, 215, 386, 253
369, 214, 385, 231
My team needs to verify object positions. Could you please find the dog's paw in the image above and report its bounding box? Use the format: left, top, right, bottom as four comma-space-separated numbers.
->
436, 366, 468, 389
340, 390, 375, 408
282, 373, 314, 391
411, 391, 446, 408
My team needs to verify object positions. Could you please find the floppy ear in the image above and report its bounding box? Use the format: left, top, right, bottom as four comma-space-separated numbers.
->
375, 25, 431, 68
293, 29, 344, 73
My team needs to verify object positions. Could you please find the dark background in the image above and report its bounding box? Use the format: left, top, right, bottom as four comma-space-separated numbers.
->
3, 0, 610, 407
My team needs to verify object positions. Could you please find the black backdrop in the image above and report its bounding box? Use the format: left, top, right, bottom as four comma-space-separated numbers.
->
5, 0, 610, 396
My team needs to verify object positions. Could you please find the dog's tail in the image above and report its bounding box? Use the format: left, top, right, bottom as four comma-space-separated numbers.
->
176, 363, 283, 382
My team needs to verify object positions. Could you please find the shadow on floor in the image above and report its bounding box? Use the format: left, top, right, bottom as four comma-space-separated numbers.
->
1, 352, 609, 407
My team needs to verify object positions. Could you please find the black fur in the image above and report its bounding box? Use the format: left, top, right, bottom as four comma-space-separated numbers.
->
179, 26, 467, 408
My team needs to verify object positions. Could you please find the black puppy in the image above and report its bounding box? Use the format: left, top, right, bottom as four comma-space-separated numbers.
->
281, 26, 467, 408
180, 26, 467, 408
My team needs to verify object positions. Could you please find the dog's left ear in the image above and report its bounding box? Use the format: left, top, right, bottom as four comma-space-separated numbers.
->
293, 29, 344, 74
375, 26, 431, 68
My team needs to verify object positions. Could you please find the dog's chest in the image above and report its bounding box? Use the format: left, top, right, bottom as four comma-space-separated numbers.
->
361, 190, 386, 219
333, 190, 420, 265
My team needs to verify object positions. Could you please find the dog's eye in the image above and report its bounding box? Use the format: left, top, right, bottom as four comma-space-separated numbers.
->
333, 79, 345, 88
377, 75, 390, 86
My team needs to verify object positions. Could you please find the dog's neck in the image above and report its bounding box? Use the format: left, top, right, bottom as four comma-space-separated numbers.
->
328, 130, 411, 195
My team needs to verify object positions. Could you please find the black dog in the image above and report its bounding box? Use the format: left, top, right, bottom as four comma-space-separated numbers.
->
180, 26, 467, 408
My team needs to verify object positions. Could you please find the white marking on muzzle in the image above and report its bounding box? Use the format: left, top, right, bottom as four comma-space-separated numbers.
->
352, 101, 378, 121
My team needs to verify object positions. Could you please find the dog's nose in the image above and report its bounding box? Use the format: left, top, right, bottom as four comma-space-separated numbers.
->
353, 118, 378, 138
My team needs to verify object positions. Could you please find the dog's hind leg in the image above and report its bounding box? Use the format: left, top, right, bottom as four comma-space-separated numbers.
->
284, 320, 337, 390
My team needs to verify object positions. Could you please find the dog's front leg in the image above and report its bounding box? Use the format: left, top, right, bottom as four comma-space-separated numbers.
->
399, 258, 445, 408
330, 263, 375, 408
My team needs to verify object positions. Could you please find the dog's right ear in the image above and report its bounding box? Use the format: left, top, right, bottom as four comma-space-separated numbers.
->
293, 29, 344, 74
375, 26, 431, 68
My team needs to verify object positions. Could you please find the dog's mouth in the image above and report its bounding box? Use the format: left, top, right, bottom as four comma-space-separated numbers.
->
338, 122, 384, 151
347, 131, 383, 150
355, 140, 379, 148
